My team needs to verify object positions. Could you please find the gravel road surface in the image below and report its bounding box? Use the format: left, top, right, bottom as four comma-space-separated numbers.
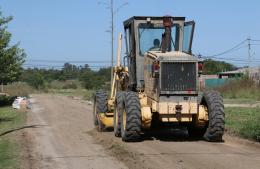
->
22, 94, 260, 169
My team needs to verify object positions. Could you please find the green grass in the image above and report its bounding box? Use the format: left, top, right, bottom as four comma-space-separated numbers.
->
216, 77, 260, 100
222, 87, 260, 100
224, 98, 260, 105
225, 107, 260, 142
48, 88, 94, 100
0, 139, 19, 169
0, 107, 27, 169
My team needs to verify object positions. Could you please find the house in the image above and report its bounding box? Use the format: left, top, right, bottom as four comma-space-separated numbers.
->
218, 67, 260, 80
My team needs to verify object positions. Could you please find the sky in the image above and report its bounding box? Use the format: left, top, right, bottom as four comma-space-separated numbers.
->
1, 0, 260, 69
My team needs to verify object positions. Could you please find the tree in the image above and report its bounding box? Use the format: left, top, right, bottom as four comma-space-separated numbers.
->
0, 11, 26, 92
203, 59, 237, 75
20, 64, 111, 90
24, 71, 46, 89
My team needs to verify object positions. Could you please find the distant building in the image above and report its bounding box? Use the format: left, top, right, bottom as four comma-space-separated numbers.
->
218, 67, 260, 80
199, 67, 260, 88
218, 69, 245, 79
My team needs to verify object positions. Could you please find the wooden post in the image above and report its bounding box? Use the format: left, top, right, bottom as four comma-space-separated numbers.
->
1, 81, 3, 93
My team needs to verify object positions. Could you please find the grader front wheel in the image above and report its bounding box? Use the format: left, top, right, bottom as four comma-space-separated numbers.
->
120, 92, 142, 142
93, 91, 108, 132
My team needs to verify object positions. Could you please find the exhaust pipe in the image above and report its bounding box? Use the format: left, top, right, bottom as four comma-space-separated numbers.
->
161, 16, 173, 53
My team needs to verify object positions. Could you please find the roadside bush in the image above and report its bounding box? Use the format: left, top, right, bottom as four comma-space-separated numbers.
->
0, 95, 16, 106
0, 83, 32, 106
61, 80, 79, 89
48, 80, 80, 89
22, 72, 46, 90
216, 77, 260, 100
4, 82, 33, 97
82, 90, 94, 100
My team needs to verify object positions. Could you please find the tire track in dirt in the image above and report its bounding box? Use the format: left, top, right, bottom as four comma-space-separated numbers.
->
22, 94, 127, 169
89, 128, 260, 169
22, 94, 260, 169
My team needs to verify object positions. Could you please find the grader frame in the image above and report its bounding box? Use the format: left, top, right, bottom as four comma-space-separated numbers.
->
93, 16, 225, 142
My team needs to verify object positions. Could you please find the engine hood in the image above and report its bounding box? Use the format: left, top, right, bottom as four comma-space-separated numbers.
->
146, 51, 198, 62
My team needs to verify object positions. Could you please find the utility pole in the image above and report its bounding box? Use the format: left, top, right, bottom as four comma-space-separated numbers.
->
247, 37, 251, 76
99, 0, 128, 86
110, 0, 114, 85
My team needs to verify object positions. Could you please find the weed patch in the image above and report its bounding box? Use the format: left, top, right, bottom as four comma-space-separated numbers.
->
0, 107, 26, 168
225, 107, 260, 142
4, 82, 34, 97
48, 88, 94, 100
216, 78, 260, 100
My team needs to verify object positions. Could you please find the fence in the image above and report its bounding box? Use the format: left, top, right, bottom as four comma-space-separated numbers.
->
204, 78, 231, 88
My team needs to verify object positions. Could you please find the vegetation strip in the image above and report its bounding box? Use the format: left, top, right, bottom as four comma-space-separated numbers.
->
0, 107, 27, 168
225, 107, 260, 142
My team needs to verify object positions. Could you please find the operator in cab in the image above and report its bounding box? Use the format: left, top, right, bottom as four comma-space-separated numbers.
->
149, 38, 161, 51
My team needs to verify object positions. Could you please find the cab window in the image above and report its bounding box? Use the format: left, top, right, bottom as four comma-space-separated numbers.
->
183, 22, 195, 54
138, 23, 179, 56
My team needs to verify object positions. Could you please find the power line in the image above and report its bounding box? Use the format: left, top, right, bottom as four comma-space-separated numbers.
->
205, 57, 260, 62
26, 59, 111, 63
199, 38, 260, 67
201, 54, 260, 61
23, 64, 110, 68
204, 39, 247, 58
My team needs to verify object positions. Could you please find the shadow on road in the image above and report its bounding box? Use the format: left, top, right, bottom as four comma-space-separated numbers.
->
0, 124, 47, 137
140, 127, 204, 142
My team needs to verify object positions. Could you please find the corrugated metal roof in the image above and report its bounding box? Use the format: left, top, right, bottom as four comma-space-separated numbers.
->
218, 67, 260, 75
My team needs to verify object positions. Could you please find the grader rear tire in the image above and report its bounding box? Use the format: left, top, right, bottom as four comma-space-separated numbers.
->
203, 91, 225, 142
93, 90, 108, 132
114, 92, 125, 137
120, 92, 141, 142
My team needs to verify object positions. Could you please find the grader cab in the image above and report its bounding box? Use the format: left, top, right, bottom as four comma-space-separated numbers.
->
93, 16, 225, 142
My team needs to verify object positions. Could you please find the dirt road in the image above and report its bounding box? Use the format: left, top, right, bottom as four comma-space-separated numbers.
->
23, 94, 260, 169
24, 94, 127, 169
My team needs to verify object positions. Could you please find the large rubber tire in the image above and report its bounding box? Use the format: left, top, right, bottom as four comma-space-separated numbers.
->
93, 90, 108, 132
120, 91, 141, 142
203, 91, 225, 142
114, 91, 125, 137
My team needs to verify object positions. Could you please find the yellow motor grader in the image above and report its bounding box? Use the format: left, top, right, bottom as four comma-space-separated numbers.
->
93, 16, 225, 142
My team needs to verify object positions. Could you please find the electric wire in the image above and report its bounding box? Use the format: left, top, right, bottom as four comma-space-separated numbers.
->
26, 59, 111, 63
24, 38, 260, 69
203, 39, 247, 58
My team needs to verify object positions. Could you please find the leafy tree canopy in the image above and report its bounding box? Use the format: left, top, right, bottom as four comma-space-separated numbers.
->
20, 63, 111, 90
203, 59, 237, 75
0, 11, 26, 85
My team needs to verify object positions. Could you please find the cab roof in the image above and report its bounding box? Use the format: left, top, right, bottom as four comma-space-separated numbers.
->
123, 16, 186, 28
